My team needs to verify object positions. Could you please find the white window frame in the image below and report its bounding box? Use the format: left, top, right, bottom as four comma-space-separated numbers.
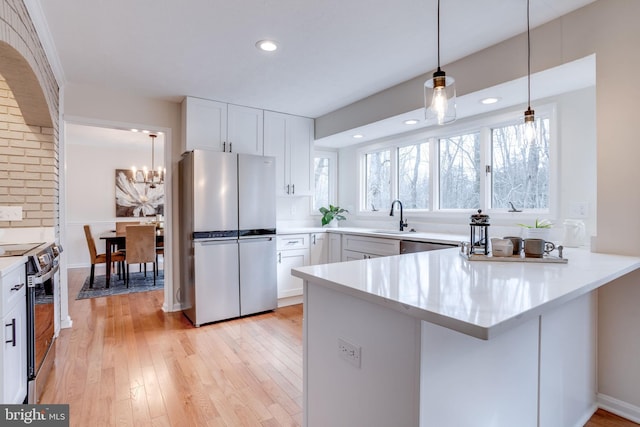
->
356, 103, 558, 223
312, 150, 338, 214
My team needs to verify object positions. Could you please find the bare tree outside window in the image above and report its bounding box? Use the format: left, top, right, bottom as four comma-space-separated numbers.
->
439, 133, 481, 209
313, 157, 330, 211
365, 150, 391, 211
398, 143, 430, 209
491, 118, 550, 209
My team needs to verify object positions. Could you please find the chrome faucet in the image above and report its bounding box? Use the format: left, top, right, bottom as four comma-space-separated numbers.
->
389, 200, 408, 231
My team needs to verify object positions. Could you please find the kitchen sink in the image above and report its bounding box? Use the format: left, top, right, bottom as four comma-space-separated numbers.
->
370, 230, 413, 235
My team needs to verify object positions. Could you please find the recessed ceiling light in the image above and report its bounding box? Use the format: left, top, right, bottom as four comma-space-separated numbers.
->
352, 134, 364, 139
256, 40, 278, 52
480, 97, 500, 105
403, 119, 419, 125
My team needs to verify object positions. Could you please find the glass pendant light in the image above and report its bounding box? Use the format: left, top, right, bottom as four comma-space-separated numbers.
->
523, 0, 536, 143
424, 0, 456, 125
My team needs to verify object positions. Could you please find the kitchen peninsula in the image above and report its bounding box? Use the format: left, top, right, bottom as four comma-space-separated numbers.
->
292, 247, 640, 426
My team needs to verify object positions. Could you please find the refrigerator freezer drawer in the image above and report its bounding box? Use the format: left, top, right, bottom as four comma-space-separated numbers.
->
190, 239, 240, 326
239, 237, 277, 316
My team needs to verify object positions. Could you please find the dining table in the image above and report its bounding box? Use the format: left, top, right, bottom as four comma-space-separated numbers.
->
99, 228, 164, 288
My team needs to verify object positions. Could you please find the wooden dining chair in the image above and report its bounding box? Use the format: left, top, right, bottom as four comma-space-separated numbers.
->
115, 221, 140, 235
124, 225, 157, 287
155, 241, 164, 277
83, 225, 125, 288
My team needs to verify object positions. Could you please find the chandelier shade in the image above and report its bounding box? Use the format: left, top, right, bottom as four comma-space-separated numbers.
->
130, 133, 165, 189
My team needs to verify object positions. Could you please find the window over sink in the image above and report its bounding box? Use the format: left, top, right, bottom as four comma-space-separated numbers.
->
358, 104, 555, 215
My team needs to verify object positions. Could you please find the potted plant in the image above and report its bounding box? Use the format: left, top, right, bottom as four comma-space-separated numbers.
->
319, 205, 348, 227
518, 218, 552, 240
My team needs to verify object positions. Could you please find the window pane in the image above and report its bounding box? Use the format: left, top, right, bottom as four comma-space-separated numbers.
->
491, 118, 550, 209
398, 142, 430, 209
313, 157, 330, 211
365, 150, 391, 211
439, 133, 481, 209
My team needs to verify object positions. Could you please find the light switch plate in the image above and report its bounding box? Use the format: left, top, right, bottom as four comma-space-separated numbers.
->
0, 206, 23, 221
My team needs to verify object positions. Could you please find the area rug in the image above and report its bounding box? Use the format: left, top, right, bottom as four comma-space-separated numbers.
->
76, 270, 164, 300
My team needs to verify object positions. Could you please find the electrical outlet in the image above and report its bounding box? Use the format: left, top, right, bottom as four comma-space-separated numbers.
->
0, 206, 22, 221
338, 338, 361, 368
569, 201, 588, 218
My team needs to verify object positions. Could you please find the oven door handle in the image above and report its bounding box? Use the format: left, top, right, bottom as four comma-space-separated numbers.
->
28, 263, 59, 287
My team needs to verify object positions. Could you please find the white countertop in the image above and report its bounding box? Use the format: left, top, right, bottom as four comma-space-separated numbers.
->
278, 226, 467, 245
292, 247, 640, 340
0, 256, 27, 277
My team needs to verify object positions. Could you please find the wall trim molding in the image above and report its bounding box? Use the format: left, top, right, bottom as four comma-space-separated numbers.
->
598, 393, 640, 424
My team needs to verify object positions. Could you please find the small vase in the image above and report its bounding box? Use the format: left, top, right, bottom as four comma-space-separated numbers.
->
324, 219, 339, 228
523, 228, 550, 241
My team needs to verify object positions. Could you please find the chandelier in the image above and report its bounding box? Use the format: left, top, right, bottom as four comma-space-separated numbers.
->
130, 132, 165, 189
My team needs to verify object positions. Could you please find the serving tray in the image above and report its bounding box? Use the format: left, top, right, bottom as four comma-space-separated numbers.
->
460, 252, 568, 264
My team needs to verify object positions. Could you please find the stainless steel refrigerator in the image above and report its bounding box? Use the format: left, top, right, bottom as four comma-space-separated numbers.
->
179, 150, 277, 326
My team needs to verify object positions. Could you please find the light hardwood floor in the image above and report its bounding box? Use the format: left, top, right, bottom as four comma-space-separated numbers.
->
41, 268, 637, 426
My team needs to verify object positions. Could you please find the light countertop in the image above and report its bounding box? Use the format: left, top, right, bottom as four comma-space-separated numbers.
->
0, 256, 27, 277
278, 226, 467, 245
292, 247, 640, 340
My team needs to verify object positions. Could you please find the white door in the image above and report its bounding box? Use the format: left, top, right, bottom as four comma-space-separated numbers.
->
227, 104, 264, 155
287, 115, 313, 196
182, 97, 227, 152
309, 233, 327, 265
264, 111, 288, 196
277, 248, 308, 298
2, 302, 26, 404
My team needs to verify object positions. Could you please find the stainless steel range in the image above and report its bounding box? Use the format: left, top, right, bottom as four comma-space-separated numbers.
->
23, 242, 62, 404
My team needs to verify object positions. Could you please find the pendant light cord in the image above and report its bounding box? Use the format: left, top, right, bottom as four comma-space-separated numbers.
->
527, 0, 531, 109
437, 0, 441, 71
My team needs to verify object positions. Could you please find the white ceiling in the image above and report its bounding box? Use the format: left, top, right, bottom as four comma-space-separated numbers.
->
30, 0, 596, 120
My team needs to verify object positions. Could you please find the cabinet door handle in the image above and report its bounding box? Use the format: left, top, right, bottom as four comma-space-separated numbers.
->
10, 283, 24, 292
312, 235, 316, 245
223, 141, 226, 152
292, 184, 295, 194
286, 184, 290, 194
278, 252, 282, 264
229, 142, 232, 153
5, 319, 16, 347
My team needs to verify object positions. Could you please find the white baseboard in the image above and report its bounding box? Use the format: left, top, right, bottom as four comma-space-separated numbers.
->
278, 295, 303, 307
598, 393, 640, 423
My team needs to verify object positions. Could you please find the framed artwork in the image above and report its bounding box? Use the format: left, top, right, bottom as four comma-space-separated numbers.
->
115, 169, 164, 218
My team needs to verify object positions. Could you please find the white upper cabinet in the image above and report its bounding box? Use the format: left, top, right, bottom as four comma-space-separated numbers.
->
182, 97, 263, 155
227, 104, 264, 155
264, 111, 313, 196
182, 97, 227, 152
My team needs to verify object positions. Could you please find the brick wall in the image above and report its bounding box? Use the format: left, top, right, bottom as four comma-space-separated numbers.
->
0, 75, 55, 227
0, 0, 59, 230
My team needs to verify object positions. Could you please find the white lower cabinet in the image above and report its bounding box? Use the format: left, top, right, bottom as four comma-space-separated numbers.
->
277, 235, 309, 298
309, 233, 327, 265
328, 233, 342, 263
1, 263, 27, 404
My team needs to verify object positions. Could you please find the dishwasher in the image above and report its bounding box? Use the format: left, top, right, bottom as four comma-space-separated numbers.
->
400, 240, 459, 254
